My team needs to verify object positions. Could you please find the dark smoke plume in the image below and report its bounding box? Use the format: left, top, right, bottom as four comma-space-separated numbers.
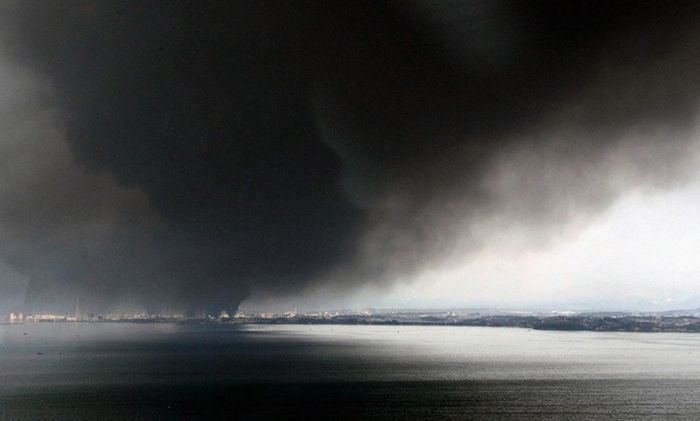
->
0, 1, 698, 313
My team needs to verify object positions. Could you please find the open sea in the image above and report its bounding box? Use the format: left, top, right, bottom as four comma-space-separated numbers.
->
2, 323, 700, 420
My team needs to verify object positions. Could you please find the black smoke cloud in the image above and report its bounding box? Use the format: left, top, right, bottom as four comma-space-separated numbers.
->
0, 1, 698, 313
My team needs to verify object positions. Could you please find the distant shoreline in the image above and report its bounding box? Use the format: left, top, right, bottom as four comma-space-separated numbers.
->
6, 313, 700, 333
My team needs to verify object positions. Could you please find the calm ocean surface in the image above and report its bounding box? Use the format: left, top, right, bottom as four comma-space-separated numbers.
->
2, 323, 700, 420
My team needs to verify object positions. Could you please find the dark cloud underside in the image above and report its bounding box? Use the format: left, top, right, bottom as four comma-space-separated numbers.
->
0, 1, 698, 313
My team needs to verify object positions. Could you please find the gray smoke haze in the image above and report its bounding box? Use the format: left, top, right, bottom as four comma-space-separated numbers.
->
0, 53, 163, 312
0, 1, 698, 314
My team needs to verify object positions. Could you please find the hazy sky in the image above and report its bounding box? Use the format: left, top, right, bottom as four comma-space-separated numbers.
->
244, 157, 700, 312
1, 2, 699, 314
374, 167, 700, 311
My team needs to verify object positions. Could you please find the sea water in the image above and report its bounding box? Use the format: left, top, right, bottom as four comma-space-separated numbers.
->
2, 323, 700, 419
